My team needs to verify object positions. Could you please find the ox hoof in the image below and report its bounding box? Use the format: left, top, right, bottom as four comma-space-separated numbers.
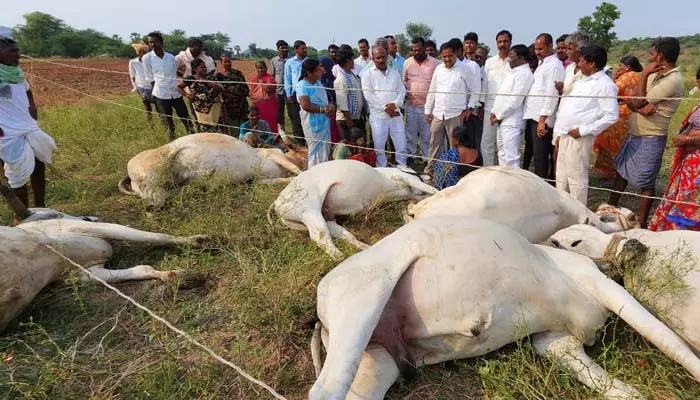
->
327, 249, 345, 261
161, 270, 208, 290
186, 235, 211, 247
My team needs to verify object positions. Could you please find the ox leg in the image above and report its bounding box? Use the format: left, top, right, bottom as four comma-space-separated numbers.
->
532, 331, 643, 400
80, 264, 187, 284
301, 212, 344, 260
326, 221, 369, 250
346, 345, 400, 400
62, 222, 208, 247
258, 177, 294, 185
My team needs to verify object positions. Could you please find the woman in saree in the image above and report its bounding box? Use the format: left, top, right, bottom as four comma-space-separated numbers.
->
248, 61, 278, 133
592, 55, 643, 179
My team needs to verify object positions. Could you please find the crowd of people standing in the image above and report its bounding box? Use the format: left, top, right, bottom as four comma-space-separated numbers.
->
121, 29, 700, 231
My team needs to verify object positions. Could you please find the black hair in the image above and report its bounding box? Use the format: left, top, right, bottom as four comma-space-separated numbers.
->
620, 55, 643, 73
509, 44, 530, 61
255, 60, 267, 68
440, 42, 455, 53
294, 40, 306, 49
696, 67, 700, 80
580, 45, 608, 69
464, 32, 479, 42
220, 52, 233, 59
336, 45, 354, 66
190, 58, 205, 72
452, 125, 477, 148
447, 38, 463, 52
345, 127, 365, 142
358, 38, 369, 46
651, 37, 680, 64
556, 34, 569, 44
537, 33, 553, 45
249, 105, 260, 114
425, 39, 437, 49
411, 37, 425, 46
188, 37, 203, 48
0, 35, 16, 51
328, 44, 339, 51
384, 35, 395, 40
300, 58, 321, 80
147, 31, 163, 43
496, 30, 512, 41
276, 40, 289, 48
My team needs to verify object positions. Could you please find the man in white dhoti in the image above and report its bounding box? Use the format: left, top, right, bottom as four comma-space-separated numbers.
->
0, 36, 57, 210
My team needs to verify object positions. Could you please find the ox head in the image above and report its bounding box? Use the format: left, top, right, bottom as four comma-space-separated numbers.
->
548, 224, 649, 281
595, 203, 640, 232
377, 166, 437, 202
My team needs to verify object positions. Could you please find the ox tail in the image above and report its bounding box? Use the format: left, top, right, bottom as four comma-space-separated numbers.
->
311, 321, 323, 378
590, 267, 700, 382
118, 176, 136, 196
266, 202, 276, 226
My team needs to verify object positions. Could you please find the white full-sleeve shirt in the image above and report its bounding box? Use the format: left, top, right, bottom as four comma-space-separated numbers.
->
523, 54, 565, 126
481, 55, 511, 111
553, 70, 619, 139
128, 57, 151, 89
491, 64, 535, 128
142, 51, 181, 100
425, 62, 480, 120
361, 65, 406, 119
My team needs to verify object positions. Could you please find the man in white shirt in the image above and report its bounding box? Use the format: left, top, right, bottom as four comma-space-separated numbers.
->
361, 46, 407, 167
425, 42, 481, 173
481, 30, 512, 166
0, 36, 57, 211
490, 45, 534, 168
175, 37, 216, 77
354, 38, 371, 75
129, 41, 155, 125
555, 32, 590, 99
143, 32, 193, 140
522, 33, 565, 180
553, 45, 618, 205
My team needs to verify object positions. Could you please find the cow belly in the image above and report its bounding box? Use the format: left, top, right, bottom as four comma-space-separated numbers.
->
323, 176, 386, 216
176, 147, 258, 182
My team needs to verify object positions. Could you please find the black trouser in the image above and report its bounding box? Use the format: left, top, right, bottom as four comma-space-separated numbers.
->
154, 96, 193, 140
525, 119, 555, 181
286, 95, 305, 145
276, 93, 286, 130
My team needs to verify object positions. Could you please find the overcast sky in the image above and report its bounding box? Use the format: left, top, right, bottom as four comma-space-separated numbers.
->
3, 0, 699, 51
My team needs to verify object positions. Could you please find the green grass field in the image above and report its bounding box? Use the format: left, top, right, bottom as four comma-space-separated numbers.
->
1, 94, 700, 399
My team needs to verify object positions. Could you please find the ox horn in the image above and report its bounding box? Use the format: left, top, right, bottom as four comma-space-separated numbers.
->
0, 181, 32, 221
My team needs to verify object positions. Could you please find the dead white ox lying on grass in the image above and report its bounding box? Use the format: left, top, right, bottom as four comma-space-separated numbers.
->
0, 192, 208, 334
405, 166, 638, 243
309, 217, 700, 400
118, 132, 307, 207
550, 224, 700, 353
268, 160, 437, 259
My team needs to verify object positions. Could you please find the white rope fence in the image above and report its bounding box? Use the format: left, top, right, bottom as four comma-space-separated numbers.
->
43, 243, 288, 400
22, 55, 700, 101
25, 71, 700, 209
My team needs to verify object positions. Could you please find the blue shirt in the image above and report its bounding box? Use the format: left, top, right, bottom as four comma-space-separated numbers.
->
284, 56, 307, 97
296, 80, 329, 133
239, 120, 275, 145
393, 54, 405, 75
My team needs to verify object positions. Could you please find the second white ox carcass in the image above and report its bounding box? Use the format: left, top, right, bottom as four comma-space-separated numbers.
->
118, 133, 306, 207
268, 159, 437, 260
406, 166, 638, 243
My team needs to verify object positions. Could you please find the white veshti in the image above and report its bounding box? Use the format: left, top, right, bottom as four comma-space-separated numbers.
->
549, 224, 700, 353
406, 166, 638, 243
118, 132, 306, 207
309, 217, 700, 400
0, 194, 208, 334
268, 159, 437, 260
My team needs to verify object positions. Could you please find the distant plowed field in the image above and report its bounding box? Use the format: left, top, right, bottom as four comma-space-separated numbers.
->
22, 58, 258, 108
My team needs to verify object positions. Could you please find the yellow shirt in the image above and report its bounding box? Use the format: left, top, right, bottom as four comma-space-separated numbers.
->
628, 67, 684, 137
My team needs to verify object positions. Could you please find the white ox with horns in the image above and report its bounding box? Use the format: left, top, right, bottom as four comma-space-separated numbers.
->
118, 132, 307, 207
405, 167, 638, 243
268, 160, 437, 260
549, 224, 700, 354
0, 186, 208, 333
310, 217, 700, 400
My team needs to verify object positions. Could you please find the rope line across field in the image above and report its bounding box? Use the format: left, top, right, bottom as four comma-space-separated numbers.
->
25, 71, 700, 209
